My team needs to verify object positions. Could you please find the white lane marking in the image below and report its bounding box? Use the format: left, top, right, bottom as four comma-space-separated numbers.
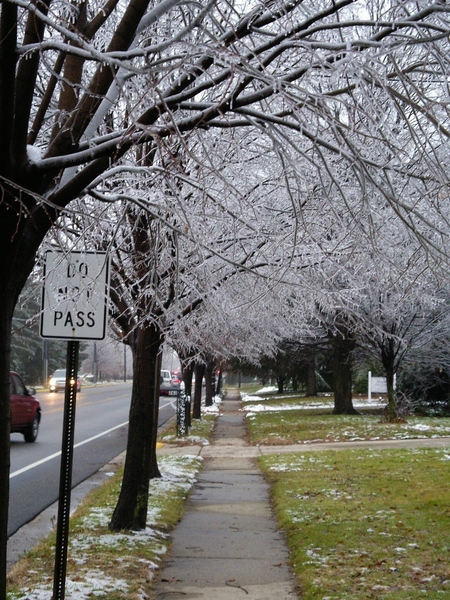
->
10, 421, 129, 479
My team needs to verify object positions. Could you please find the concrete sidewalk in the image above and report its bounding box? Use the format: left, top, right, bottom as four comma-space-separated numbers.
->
154, 394, 300, 600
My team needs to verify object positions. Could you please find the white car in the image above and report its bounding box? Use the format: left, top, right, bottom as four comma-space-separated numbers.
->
160, 370, 180, 396
49, 369, 81, 392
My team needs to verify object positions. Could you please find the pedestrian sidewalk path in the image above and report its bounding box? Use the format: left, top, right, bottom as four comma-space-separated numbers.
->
154, 391, 300, 600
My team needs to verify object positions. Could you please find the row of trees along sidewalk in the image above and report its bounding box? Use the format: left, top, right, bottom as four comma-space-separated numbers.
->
2, 1, 450, 594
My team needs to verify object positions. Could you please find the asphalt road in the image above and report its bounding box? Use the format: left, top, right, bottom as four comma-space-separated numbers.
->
8, 382, 175, 537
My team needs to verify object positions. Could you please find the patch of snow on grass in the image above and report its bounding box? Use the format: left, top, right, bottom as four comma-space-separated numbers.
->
203, 396, 222, 413
241, 392, 386, 410
242, 403, 315, 414
241, 399, 386, 414
409, 423, 431, 431
161, 434, 210, 445
14, 455, 202, 600
16, 572, 130, 599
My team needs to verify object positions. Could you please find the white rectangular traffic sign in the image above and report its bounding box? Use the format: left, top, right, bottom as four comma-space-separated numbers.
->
40, 251, 110, 340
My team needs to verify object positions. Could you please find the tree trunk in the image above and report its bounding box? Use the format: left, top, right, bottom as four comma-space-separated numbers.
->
381, 339, 397, 422
180, 359, 194, 398
0, 293, 14, 595
182, 363, 194, 427
204, 359, 215, 407
306, 356, 317, 396
215, 369, 222, 395
0, 193, 43, 593
385, 365, 396, 422
150, 352, 162, 479
277, 375, 284, 394
192, 363, 205, 419
109, 323, 162, 531
330, 333, 358, 415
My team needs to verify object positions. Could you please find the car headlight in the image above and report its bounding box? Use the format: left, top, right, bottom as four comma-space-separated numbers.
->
49, 378, 56, 386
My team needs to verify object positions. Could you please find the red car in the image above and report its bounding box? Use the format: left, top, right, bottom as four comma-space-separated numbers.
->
10, 371, 41, 443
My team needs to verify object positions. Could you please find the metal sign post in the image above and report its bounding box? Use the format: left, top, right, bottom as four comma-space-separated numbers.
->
53, 341, 79, 600
40, 251, 110, 600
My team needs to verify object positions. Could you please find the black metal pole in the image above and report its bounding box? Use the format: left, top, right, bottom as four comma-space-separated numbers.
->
185, 395, 191, 430
43, 339, 49, 388
93, 341, 97, 383
53, 340, 80, 600
124, 343, 126, 382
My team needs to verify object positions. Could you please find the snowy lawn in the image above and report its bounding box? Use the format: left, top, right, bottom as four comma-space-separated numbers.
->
241, 391, 450, 445
260, 447, 450, 599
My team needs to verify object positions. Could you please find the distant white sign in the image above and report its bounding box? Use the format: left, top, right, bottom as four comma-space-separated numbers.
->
40, 251, 110, 340
367, 371, 396, 401
370, 376, 387, 394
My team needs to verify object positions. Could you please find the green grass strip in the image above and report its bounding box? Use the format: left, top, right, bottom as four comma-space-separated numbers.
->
260, 447, 450, 599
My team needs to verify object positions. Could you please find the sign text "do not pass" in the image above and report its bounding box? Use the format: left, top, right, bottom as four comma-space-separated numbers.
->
40, 251, 110, 341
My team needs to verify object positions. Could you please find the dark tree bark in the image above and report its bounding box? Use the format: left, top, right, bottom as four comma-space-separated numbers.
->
151, 352, 163, 478
381, 337, 397, 422
182, 361, 194, 427
276, 375, 285, 394
204, 359, 216, 407
177, 352, 194, 397
0, 293, 14, 587
182, 362, 194, 398
0, 185, 53, 591
0, 27, 34, 585
192, 363, 205, 419
109, 323, 162, 531
306, 356, 317, 397
181, 358, 192, 429
330, 331, 358, 415
215, 369, 223, 395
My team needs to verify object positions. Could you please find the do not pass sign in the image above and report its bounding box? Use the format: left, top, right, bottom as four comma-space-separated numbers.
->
40, 251, 110, 340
